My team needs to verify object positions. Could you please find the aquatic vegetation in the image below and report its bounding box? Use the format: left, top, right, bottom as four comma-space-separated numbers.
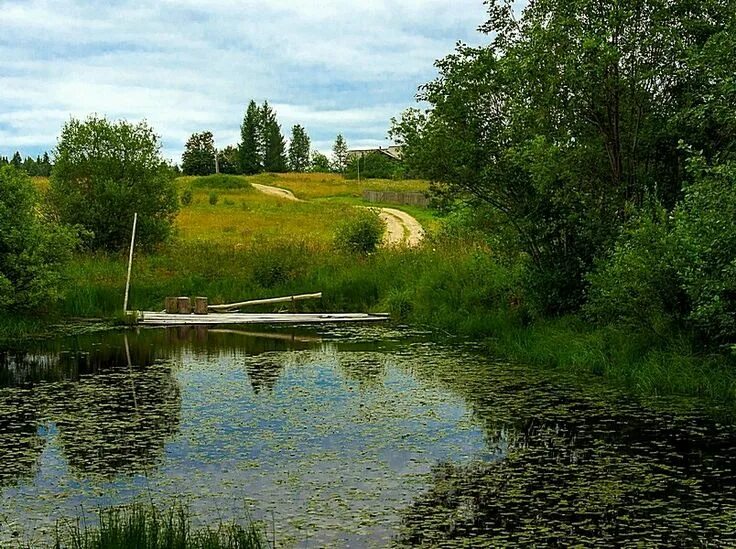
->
53, 501, 267, 549
1, 326, 736, 546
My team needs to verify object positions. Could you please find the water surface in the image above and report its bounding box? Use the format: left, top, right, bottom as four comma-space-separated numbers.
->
1, 325, 735, 546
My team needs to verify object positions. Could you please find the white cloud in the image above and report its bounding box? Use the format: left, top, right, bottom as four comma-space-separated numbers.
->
0, 0, 488, 160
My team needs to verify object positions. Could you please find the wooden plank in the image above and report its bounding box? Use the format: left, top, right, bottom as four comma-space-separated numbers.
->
138, 311, 389, 326
208, 292, 322, 312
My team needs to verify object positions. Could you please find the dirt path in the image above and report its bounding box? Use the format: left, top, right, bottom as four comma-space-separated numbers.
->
251, 183, 301, 201
251, 182, 425, 247
378, 207, 425, 247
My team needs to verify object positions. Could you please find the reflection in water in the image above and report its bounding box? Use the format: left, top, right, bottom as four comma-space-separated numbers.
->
397, 355, 736, 546
1, 326, 736, 546
0, 388, 43, 487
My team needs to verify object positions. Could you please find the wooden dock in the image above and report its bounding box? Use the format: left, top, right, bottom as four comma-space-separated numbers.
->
137, 311, 390, 326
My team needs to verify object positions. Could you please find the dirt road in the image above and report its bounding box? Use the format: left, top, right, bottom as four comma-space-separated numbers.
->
378, 207, 425, 247
251, 183, 425, 247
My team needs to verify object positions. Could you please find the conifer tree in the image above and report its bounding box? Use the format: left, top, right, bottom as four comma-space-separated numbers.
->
288, 124, 311, 172
331, 134, 349, 173
261, 101, 287, 172
239, 100, 262, 174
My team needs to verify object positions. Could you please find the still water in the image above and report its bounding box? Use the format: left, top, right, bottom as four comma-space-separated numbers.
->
1, 325, 736, 547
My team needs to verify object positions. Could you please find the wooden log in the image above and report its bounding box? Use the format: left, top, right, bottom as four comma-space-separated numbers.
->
208, 292, 322, 312
165, 297, 178, 314
177, 296, 191, 314
194, 297, 209, 315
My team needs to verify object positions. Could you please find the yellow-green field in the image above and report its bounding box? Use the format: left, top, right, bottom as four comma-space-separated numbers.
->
35, 173, 434, 246
174, 173, 432, 245
175, 184, 351, 246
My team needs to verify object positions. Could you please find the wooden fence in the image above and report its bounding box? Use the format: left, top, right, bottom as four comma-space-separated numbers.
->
362, 190, 429, 207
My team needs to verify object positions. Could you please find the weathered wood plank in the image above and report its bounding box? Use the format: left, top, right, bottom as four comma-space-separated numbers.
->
138, 311, 389, 326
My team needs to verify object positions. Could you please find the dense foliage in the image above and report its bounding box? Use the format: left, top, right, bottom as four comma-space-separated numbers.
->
0, 166, 77, 310
392, 0, 736, 342
48, 116, 179, 251
345, 151, 403, 180
310, 151, 331, 172
182, 131, 216, 176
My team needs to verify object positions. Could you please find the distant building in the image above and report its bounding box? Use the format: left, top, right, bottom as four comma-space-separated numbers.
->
347, 145, 403, 161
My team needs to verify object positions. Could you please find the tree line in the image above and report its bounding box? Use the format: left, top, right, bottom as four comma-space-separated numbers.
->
0, 151, 53, 176
391, 0, 736, 345
181, 100, 351, 176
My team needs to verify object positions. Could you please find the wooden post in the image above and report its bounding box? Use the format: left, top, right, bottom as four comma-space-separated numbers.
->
177, 296, 191, 314
194, 297, 209, 315
165, 297, 178, 314
123, 212, 138, 313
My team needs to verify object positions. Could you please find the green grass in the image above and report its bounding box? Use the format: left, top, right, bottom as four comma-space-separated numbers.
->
52, 501, 267, 549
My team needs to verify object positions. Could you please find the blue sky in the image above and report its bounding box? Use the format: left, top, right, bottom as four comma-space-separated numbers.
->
0, 0, 489, 163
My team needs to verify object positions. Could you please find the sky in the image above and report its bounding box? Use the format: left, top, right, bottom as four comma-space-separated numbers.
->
0, 0, 489, 163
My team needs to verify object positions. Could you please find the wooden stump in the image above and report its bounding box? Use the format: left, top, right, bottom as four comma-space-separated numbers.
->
165, 297, 178, 314
177, 296, 191, 314
194, 297, 209, 315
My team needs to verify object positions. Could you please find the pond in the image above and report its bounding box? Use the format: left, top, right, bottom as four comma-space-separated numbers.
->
1, 325, 736, 547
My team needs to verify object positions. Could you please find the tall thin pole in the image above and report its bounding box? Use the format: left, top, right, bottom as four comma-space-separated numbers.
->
123, 212, 138, 313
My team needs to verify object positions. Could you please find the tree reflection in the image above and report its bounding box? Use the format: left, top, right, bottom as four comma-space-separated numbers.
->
36, 337, 181, 478
398, 351, 736, 546
0, 388, 43, 487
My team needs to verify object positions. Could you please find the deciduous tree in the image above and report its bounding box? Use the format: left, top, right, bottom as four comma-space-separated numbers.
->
182, 131, 216, 176
48, 115, 178, 250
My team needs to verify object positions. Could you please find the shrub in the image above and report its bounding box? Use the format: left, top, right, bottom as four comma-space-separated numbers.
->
0, 166, 78, 310
209, 192, 219, 205
585, 201, 685, 334
345, 151, 403, 180
47, 115, 179, 251
180, 188, 193, 206
334, 209, 386, 253
673, 157, 736, 342
191, 174, 251, 190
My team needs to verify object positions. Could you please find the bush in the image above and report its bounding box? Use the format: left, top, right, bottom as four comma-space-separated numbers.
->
180, 188, 193, 206
47, 115, 179, 251
0, 166, 78, 310
585, 202, 685, 334
345, 151, 403, 180
334, 209, 386, 253
209, 192, 219, 205
673, 157, 736, 342
191, 174, 251, 190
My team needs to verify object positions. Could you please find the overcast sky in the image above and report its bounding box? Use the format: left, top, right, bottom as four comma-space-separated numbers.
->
0, 0, 489, 163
